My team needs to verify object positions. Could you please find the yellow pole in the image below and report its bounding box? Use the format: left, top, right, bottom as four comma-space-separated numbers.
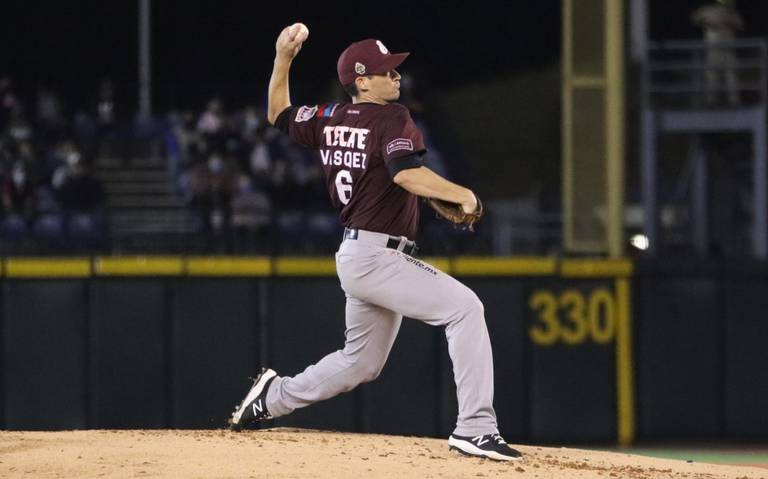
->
562, 0, 574, 251
615, 278, 636, 445
605, 0, 626, 257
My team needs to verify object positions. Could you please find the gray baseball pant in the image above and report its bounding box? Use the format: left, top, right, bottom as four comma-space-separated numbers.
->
265, 229, 499, 437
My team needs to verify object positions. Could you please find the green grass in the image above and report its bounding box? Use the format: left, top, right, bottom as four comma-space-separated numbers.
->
622, 448, 768, 465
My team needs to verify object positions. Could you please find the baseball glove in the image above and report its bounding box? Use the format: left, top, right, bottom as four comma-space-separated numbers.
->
427, 195, 484, 231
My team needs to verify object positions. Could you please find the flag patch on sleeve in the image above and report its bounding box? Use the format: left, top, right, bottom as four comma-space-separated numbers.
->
386, 138, 414, 155
318, 103, 338, 117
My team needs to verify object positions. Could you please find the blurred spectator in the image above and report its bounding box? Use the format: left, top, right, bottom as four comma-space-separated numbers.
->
231, 173, 271, 232
15, 141, 36, 164
52, 149, 105, 213
6, 107, 33, 144
691, 0, 744, 105
2, 161, 36, 224
197, 98, 224, 134
197, 98, 227, 154
269, 136, 324, 213
171, 110, 201, 153
36, 87, 63, 126
0, 74, 450, 253
248, 137, 273, 188
168, 109, 205, 177
240, 106, 262, 143
0, 76, 18, 126
36, 87, 66, 147
46, 141, 79, 183
46, 145, 105, 242
73, 110, 98, 143
185, 153, 238, 231
96, 78, 116, 129
6, 141, 38, 185
32, 185, 65, 238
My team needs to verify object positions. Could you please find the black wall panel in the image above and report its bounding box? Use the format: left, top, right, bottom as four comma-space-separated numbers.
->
437, 278, 528, 439
437, 334, 457, 438
361, 318, 440, 436
637, 278, 720, 438
89, 280, 166, 428
529, 342, 616, 442
724, 278, 768, 437
527, 280, 616, 442
3, 280, 87, 429
2, 264, 766, 441
269, 278, 356, 431
171, 279, 259, 428
480, 279, 527, 440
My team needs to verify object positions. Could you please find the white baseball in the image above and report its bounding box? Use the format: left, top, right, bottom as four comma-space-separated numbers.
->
289, 22, 309, 43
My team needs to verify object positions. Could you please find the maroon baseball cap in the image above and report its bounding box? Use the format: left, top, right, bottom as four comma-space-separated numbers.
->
337, 39, 410, 85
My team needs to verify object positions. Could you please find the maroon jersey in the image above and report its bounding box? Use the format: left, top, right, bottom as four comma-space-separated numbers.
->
275, 102, 426, 239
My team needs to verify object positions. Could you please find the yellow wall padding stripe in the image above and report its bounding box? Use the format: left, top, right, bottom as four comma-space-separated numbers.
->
5, 258, 91, 278
274, 257, 337, 276
186, 257, 271, 276
0, 256, 635, 278
95, 257, 184, 276
615, 278, 636, 446
560, 259, 633, 278
452, 257, 557, 276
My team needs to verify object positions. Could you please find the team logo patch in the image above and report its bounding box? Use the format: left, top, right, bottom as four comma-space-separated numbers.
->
355, 62, 366, 74
376, 40, 389, 54
386, 138, 414, 155
295, 105, 318, 122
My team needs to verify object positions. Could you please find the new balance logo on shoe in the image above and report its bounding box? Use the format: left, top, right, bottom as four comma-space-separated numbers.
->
228, 368, 277, 431
473, 436, 490, 447
448, 433, 523, 461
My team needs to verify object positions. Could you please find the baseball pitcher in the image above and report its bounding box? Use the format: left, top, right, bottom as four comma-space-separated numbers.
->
229, 23, 521, 461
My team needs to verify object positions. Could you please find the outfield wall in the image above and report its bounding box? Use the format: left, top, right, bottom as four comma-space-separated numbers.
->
0, 257, 766, 443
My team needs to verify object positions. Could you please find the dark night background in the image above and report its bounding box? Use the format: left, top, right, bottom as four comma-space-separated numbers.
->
2, 0, 764, 112
1, 0, 766, 201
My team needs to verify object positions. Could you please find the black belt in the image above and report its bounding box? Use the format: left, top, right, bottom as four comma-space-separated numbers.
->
344, 228, 419, 256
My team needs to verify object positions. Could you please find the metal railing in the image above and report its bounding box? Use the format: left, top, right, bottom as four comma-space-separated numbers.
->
644, 38, 767, 109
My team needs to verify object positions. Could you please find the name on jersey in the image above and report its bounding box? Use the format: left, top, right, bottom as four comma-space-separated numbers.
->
320, 126, 370, 170
320, 149, 368, 169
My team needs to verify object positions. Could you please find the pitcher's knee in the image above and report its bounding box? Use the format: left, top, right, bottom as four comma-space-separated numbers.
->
468, 294, 485, 316
340, 352, 384, 385
447, 290, 485, 327
355, 362, 384, 383
458, 290, 484, 318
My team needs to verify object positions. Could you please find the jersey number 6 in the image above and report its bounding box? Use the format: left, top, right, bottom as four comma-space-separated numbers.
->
335, 170, 353, 205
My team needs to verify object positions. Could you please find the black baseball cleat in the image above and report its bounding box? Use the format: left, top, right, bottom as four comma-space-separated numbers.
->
448, 433, 523, 461
228, 368, 277, 431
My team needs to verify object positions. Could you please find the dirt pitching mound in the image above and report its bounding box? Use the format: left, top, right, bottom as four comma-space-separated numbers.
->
0, 428, 764, 479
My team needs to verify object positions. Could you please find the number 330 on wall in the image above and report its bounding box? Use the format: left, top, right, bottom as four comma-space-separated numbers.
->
528, 288, 616, 346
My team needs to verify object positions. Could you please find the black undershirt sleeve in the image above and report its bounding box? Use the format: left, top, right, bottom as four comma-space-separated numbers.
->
386, 153, 424, 179
273, 107, 293, 133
